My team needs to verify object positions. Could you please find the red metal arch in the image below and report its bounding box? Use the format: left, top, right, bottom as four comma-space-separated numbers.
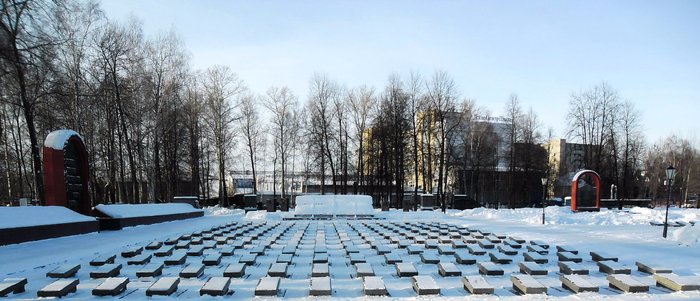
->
571, 169, 601, 211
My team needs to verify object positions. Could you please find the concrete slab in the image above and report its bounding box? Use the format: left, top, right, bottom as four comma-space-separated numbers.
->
46, 264, 80, 278
597, 260, 631, 274
420, 252, 440, 264
477, 239, 495, 249
437, 245, 455, 255
0, 278, 27, 297
255, 277, 280, 296
412, 275, 440, 295
591, 251, 618, 262
180, 263, 205, 278
203, 253, 222, 266
268, 263, 288, 277
558, 261, 589, 275
136, 263, 163, 277
560, 274, 599, 293
654, 273, 700, 291
557, 251, 583, 263
90, 263, 121, 278
90, 254, 116, 266
526, 245, 548, 255
489, 252, 512, 264
313, 252, 329, 263
518, 261, 548, 275
467, 245, 486, 255
200, 277, 231, 296
154, 245, 175, 257
127, 254, 152, 265
384, 252, 402, 264
37, 279, 79, 298
523, 252, 548, 264
92, 277, 129, 296
511, 274, 547, 294
310, 276, 332, 296
164, 253, 187, 265
223, 263, 246, 278
146, 277, 179, 296
462, 275, 494, 294
239, 253, 257, 265
186, 245, 205, 256
607, 274, 649, 293
312, 263, 330, 277
636, 261, 672, 274
477, 262, 504, 276
363, 276, 387, 296
438, 262, 462, 277
396, 262, 419, 277
121, 246, 143, 258
145, 241, 162, 250
498, 245, 518, 255
556, 245, 578, 254
355, 263, 375, 277
454, 251, 477, 265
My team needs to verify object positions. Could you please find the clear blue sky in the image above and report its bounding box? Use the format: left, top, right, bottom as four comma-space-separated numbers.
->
101, 0, 699, 144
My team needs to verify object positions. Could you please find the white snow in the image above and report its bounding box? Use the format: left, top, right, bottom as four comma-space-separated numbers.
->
43, 129, 84, 150
94, 203, 202, 218
0, 206, 95, 229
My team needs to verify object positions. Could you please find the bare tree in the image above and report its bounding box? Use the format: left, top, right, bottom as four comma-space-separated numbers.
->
306, 73, 339, 194
406, 70, 425, 204
503, 93, 522, 208
348, 85, 376, 194
264, 86, 297, 199
0, 0, 59, 204
425, 70, 461, 210
238, 92, 263, 194
203, 65, 245, 206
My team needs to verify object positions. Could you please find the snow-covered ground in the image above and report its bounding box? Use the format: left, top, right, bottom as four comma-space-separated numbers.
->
0, 206, 699, 300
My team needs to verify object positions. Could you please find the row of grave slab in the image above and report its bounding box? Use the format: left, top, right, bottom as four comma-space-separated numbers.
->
2, 220, 699, 298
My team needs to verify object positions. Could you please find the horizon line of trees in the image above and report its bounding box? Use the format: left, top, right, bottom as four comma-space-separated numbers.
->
2, 0, 698, 208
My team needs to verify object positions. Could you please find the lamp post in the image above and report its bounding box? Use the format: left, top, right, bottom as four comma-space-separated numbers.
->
541, 177, 547, 225
663, 166, 677, 238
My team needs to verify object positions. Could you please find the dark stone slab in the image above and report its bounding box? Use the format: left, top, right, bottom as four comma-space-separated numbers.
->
462, 276, 494, 294
126, 254, 153, 265
121, 246, 143, 258
203, 253, 222, 266
477, 262, 504, 276
200, 277, 231, 296
223, 263, 246, 278
145, 241, 163, 250
558, 262, 589, 275
136, 263, 163, 277
92, 277, 129, 296
90, 254, 116, 266
90, 263, 122, 278
154, 245, 175, 257
180, 264, 205, 278
146, 277, 180, 296
411, 275, 440, 295
46, 264, 80, 278
438, 262, 462, 277
255, 277, 280, 296
37, 279, 79, 298
164, 253, 187, 265
0, 278, 27, 297
489, 252, 512, 264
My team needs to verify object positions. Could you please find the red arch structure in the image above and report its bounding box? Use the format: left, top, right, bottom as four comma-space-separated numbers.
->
571, 169, 601, 212
43, 130, 91, 215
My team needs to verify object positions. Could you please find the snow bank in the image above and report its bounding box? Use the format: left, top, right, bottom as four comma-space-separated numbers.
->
44, 129, 83, 150
452, 206, 700, 226
294, 195, 374, 215
0, 206, 95, 229
94, 203, 202, 218
672, 224, 700, 246
204, 206, 244, 217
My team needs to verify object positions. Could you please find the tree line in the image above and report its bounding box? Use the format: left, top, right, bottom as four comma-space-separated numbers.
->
2, 0, 698, 208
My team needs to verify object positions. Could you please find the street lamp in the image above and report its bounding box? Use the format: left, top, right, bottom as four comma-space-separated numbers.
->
541, 177, 548, 225
662, 166, 677, 238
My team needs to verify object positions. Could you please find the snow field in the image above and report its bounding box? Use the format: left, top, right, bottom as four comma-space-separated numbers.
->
0, 207, 698, 300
